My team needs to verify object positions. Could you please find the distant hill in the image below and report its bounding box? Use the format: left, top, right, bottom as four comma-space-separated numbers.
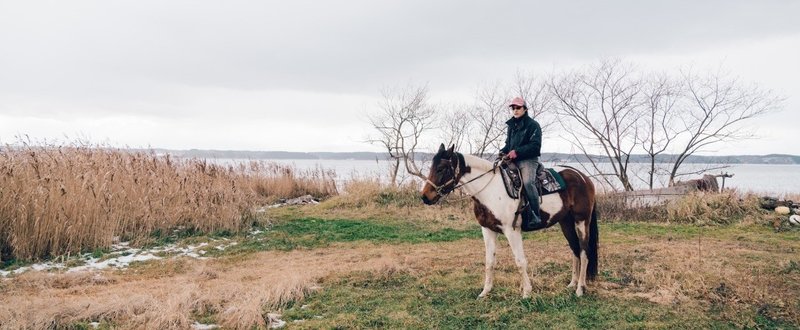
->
145, 149, 800, 165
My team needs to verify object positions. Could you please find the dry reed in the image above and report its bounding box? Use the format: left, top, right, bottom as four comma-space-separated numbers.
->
0, 141, 337, 261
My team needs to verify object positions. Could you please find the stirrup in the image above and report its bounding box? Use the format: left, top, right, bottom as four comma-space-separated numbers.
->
519, 203, 545, 231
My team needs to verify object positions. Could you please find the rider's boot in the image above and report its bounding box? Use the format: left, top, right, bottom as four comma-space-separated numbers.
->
521, 192, 544, 231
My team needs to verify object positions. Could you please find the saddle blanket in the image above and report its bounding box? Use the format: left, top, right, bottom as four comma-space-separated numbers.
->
499, 164, 566, 199
538, 168, 566, 195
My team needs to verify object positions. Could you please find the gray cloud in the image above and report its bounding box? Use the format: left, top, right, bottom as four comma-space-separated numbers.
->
2, 1, 798, 95
0, 0, 797, 152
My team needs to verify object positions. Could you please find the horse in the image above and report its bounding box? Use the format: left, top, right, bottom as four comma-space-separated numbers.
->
420, 144, 599, 298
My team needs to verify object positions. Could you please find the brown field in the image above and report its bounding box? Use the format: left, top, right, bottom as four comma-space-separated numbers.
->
2, 222, 798, 329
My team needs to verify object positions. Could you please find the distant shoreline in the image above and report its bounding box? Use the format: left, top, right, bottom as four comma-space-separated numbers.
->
145, 149, 800, 165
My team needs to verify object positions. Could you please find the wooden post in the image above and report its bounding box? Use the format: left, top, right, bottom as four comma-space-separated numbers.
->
716, 172, 734, 190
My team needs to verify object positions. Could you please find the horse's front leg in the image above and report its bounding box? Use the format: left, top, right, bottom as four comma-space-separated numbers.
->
478, 227, 498, 299
504, 227, 533, 298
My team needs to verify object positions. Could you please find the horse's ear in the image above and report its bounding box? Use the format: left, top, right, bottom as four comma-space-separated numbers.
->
438, 143, 446, 153
447, 144, 455, 154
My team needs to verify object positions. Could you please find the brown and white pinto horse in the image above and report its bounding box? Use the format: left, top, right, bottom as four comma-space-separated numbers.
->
421, 144, 599, 298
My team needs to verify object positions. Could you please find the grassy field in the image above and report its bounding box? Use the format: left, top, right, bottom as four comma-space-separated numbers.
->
1, 145, 798, 328
2, 199, 799, 329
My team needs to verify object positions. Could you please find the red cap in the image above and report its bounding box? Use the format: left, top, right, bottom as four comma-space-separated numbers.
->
509, 97, 525, 107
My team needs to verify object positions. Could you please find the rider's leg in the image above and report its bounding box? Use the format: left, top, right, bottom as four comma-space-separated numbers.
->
518, 158, 541, 227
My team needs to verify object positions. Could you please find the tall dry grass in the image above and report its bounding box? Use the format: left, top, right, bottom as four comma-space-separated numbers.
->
0, 142, 337, 261
596, 190, 766, 224
243, 161, 337, 202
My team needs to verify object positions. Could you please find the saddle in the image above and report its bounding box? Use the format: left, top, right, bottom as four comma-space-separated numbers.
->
498, 161, 567, 232
498, 161, 565, 199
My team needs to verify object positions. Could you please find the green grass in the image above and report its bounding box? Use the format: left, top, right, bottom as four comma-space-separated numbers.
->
601, 222, 800, 245
282, 270, 733, 329
217, 218, 482, 255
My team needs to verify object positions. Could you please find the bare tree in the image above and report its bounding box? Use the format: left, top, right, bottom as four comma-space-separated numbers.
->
637, 73, 683, 189
470, 82, 508, 158
666, 68, 783, 185
511, 70, 556, 132
366, 84, 436, 185
438, 103, 471, 152
551, 59, 643, 191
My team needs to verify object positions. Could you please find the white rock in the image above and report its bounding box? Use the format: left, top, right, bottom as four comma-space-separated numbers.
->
789, 214, 800, 226
267, 313, 286, 329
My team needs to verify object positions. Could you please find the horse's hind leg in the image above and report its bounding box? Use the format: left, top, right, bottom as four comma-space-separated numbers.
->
574, 217, 592, 296
559, 219, 581, 290
504, 227, 533, 298
478, 227, 498, 299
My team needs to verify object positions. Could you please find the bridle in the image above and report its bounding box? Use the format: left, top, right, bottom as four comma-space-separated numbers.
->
425, 153, 499, 199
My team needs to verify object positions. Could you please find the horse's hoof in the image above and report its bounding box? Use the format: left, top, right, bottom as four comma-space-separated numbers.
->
478, 291, 490, 299
567, 281, 577, 288
575, 286, 584, 297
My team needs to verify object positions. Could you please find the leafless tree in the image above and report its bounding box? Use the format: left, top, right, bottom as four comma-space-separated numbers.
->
666, 68, 783, 185
438, 103, 471, 153
470, 82, 508, 158
637, 73, 683, 189
511, 70, 556, 132
366, 84, 437, 185
551, 59, 643, 191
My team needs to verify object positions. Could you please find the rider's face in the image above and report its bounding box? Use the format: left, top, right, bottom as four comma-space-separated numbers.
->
510, 105, 526, 118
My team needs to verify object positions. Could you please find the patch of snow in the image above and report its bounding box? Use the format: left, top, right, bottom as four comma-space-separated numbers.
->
191, 321, 219, 329
67, 253, 161, 273
267, 313, 286, 329
1, 237, 243, 277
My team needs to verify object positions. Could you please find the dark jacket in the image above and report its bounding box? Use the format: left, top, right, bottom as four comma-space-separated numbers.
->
500, 113, 542, 160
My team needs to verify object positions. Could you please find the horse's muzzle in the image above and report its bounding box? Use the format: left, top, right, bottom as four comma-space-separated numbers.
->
421, 195, 432, 205
421, 194, 440, 205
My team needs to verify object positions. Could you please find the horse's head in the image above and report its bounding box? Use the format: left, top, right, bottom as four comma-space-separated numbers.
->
421, 143, 465, 205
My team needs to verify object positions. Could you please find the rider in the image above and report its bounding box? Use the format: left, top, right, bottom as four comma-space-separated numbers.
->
499, 97, 543, 230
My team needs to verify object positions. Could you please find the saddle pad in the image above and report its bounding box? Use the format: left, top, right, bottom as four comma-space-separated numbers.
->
537, 168, 566, 195
500, 164, 566, 199
499, 165, 521, 199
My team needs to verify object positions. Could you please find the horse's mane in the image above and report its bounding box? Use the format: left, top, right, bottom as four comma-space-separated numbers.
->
461, 153, 494, 172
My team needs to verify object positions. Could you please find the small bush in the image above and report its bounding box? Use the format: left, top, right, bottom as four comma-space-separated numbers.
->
596, 193, 668, 222
666, 191, 762, 225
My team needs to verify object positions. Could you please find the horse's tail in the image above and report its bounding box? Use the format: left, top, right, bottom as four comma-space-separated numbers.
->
587, 206, 599, 281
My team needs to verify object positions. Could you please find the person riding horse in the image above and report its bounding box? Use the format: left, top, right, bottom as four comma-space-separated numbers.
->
499, 97, 543, 230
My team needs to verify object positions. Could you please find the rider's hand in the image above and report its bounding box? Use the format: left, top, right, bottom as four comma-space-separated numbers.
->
508, 150, 518, 159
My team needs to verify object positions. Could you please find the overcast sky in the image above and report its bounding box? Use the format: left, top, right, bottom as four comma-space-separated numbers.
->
1, 1, 798, 155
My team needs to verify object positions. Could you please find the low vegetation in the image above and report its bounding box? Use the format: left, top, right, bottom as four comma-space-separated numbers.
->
0, 141, 336, 261
1, 144, 798, 329
597, 190, 767, 225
